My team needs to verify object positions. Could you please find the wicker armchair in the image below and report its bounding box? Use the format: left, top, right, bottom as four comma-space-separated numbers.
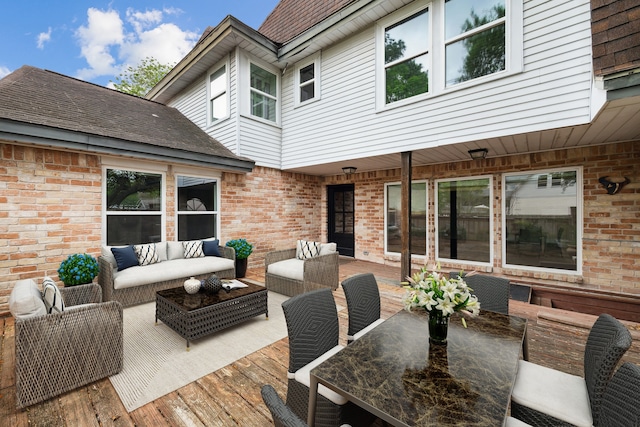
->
14, 283, 123, 408
341, 273, 384, 343
261, 384, 309, 427
265, 248, 339, 297
598, 362, 640, 427
450, 272, 510, 315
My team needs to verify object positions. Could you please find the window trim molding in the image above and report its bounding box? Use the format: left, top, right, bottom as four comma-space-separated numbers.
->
501, 166, 583, 275
175, 172, 221, 241
294, 51, 322, 107
101, 163, 167, 245
383, 180, 429, 259
239, 52, 281, 125
376, 0, 523, 112
434, 174, 494, 268
206, 56, 230, 128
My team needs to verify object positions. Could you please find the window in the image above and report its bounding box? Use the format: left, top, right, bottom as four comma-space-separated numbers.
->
105, 168, 163, 245
208, 63, 228, 124
250, 63, 277, 122
503, 169, 580, 272
444, 0, 505, 87
436, 177, 491, 264
295, 53, 321, 105
176, 176, 218, 241
384, 9, 430, 104
377, 0, 518, 108
385, 182, 427, 256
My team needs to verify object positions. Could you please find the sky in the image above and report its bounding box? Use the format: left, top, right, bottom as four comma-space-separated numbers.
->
0, 1, 280, 87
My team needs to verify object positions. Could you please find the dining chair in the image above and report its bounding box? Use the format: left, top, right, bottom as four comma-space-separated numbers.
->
341, 273, 384, 343
281, 288, 369, 427
450, 271, 510, 315
597, 362, 640, 427
510, 313, 632, 427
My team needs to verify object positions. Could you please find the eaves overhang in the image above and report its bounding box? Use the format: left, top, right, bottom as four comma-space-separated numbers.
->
0, 119, 255, 173
148, 16, 280, 104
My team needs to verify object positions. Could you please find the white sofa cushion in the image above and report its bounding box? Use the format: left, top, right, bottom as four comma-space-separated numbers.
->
112, 256, 234, 290
9, 279, 47, 319
511, 359, 592, 427
267, 258, 304, 282
293, 345, 347, 405
183, 240, 204, 258
133, 243, 160, 266
167, 241, 185, 260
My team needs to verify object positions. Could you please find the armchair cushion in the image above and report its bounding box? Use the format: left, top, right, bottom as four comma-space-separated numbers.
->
42, 277, 65, 314
319, 242, 337, 255
9, 279, 47, 319
296, 240, 321, 259
267, 258, 304, 281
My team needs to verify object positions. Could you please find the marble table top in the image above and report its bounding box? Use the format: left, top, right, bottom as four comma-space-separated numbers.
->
310, 309, 527, 426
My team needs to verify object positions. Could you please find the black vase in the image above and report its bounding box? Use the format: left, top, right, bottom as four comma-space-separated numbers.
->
236, 258, 248, 278
203, 275, 223, 294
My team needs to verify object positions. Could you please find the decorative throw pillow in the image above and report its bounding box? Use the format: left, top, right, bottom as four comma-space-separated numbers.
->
183, 240, 204, 258
203, 239, 221, 257
111, 246, 139, 271
296, 240, 321, 260
42, 277, 65, 314
134, 243, 159, 266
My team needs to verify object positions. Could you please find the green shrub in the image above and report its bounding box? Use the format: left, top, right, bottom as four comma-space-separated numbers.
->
57, 253, 100, 286
225, 239, 253, 260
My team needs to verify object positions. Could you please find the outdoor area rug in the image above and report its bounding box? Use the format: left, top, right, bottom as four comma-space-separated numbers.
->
109, 290, 290, 412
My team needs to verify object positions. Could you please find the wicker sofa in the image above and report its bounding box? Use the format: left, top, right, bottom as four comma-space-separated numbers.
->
10, 280, 123, 408
98, 240, 235, 307
265, 242, 339, 297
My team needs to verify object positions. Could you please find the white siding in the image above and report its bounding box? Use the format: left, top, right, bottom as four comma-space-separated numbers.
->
279, 0, 594, 169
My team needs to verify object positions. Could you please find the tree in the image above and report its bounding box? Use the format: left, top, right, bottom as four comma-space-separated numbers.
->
111, 57, 174, 97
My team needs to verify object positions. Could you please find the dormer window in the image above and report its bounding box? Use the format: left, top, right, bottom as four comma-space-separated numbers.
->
208, 60, 229, 125
295, 52, 321, 106
250, 63, 277, 122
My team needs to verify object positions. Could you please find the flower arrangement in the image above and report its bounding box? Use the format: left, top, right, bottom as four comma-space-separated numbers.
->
225, 238, 253, 260
57, 253, 100, 286
403, 263, 480, 327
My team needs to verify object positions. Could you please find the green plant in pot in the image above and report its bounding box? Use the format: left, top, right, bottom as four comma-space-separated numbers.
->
57, 253, 100, 286
225, 238, 253, 278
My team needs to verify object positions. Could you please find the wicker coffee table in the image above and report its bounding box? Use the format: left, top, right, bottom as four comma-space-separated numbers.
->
155, 281, 268, 350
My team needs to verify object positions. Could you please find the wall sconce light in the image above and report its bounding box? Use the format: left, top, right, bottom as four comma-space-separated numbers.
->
342, 166, 357, 175
468, 148, 488, 160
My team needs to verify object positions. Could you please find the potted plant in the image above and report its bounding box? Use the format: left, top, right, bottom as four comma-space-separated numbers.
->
57, 253, 100, 286
225, 238, 253, 278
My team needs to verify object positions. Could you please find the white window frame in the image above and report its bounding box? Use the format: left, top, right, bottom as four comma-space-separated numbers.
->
101, 158, 167, 245
294, 52, 321, 106
239, 52, 281, 125
384, 180, 428, 259
207, 58, 230, 127
502, 167, 583, 275
376, 0, 522, 110
434, 175, 493, 268
174, 167, 222, 242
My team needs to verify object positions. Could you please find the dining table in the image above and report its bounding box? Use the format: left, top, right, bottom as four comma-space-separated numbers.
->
308, 308, 527, 426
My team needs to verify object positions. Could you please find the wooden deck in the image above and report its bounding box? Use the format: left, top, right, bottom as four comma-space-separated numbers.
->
1, 258, 639, 426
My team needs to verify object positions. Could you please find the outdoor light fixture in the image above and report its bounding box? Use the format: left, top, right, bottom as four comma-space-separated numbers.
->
468, 148, 488, 160
342, 166, 357, 175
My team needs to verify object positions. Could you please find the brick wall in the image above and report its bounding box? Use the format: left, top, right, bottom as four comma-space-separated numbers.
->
1, 141, 638, 314
591, 0, 640, 76
324, 142, 640, 294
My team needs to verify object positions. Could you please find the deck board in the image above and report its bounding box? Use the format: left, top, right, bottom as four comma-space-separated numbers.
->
1, 259, 639, 425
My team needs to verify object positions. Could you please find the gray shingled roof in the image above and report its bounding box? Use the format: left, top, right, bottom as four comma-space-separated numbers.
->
259, 0, 356, 44
0, 66, 254, 172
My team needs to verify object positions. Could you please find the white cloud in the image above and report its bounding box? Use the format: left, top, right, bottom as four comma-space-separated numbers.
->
0, 66, 11, 80
37, 27, 52, 49
74, 7, 198, 83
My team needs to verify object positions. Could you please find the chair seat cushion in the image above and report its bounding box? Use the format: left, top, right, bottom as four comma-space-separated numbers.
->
352, 318, 385, 341
293, 345, 347, 405
511, 360, 592, 427
267, 258, 304, 282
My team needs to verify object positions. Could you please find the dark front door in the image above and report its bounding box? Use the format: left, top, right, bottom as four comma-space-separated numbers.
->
328, 184, 355, 257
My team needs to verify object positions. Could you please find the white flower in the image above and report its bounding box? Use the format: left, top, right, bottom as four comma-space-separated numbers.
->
435, 297, 456, 315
